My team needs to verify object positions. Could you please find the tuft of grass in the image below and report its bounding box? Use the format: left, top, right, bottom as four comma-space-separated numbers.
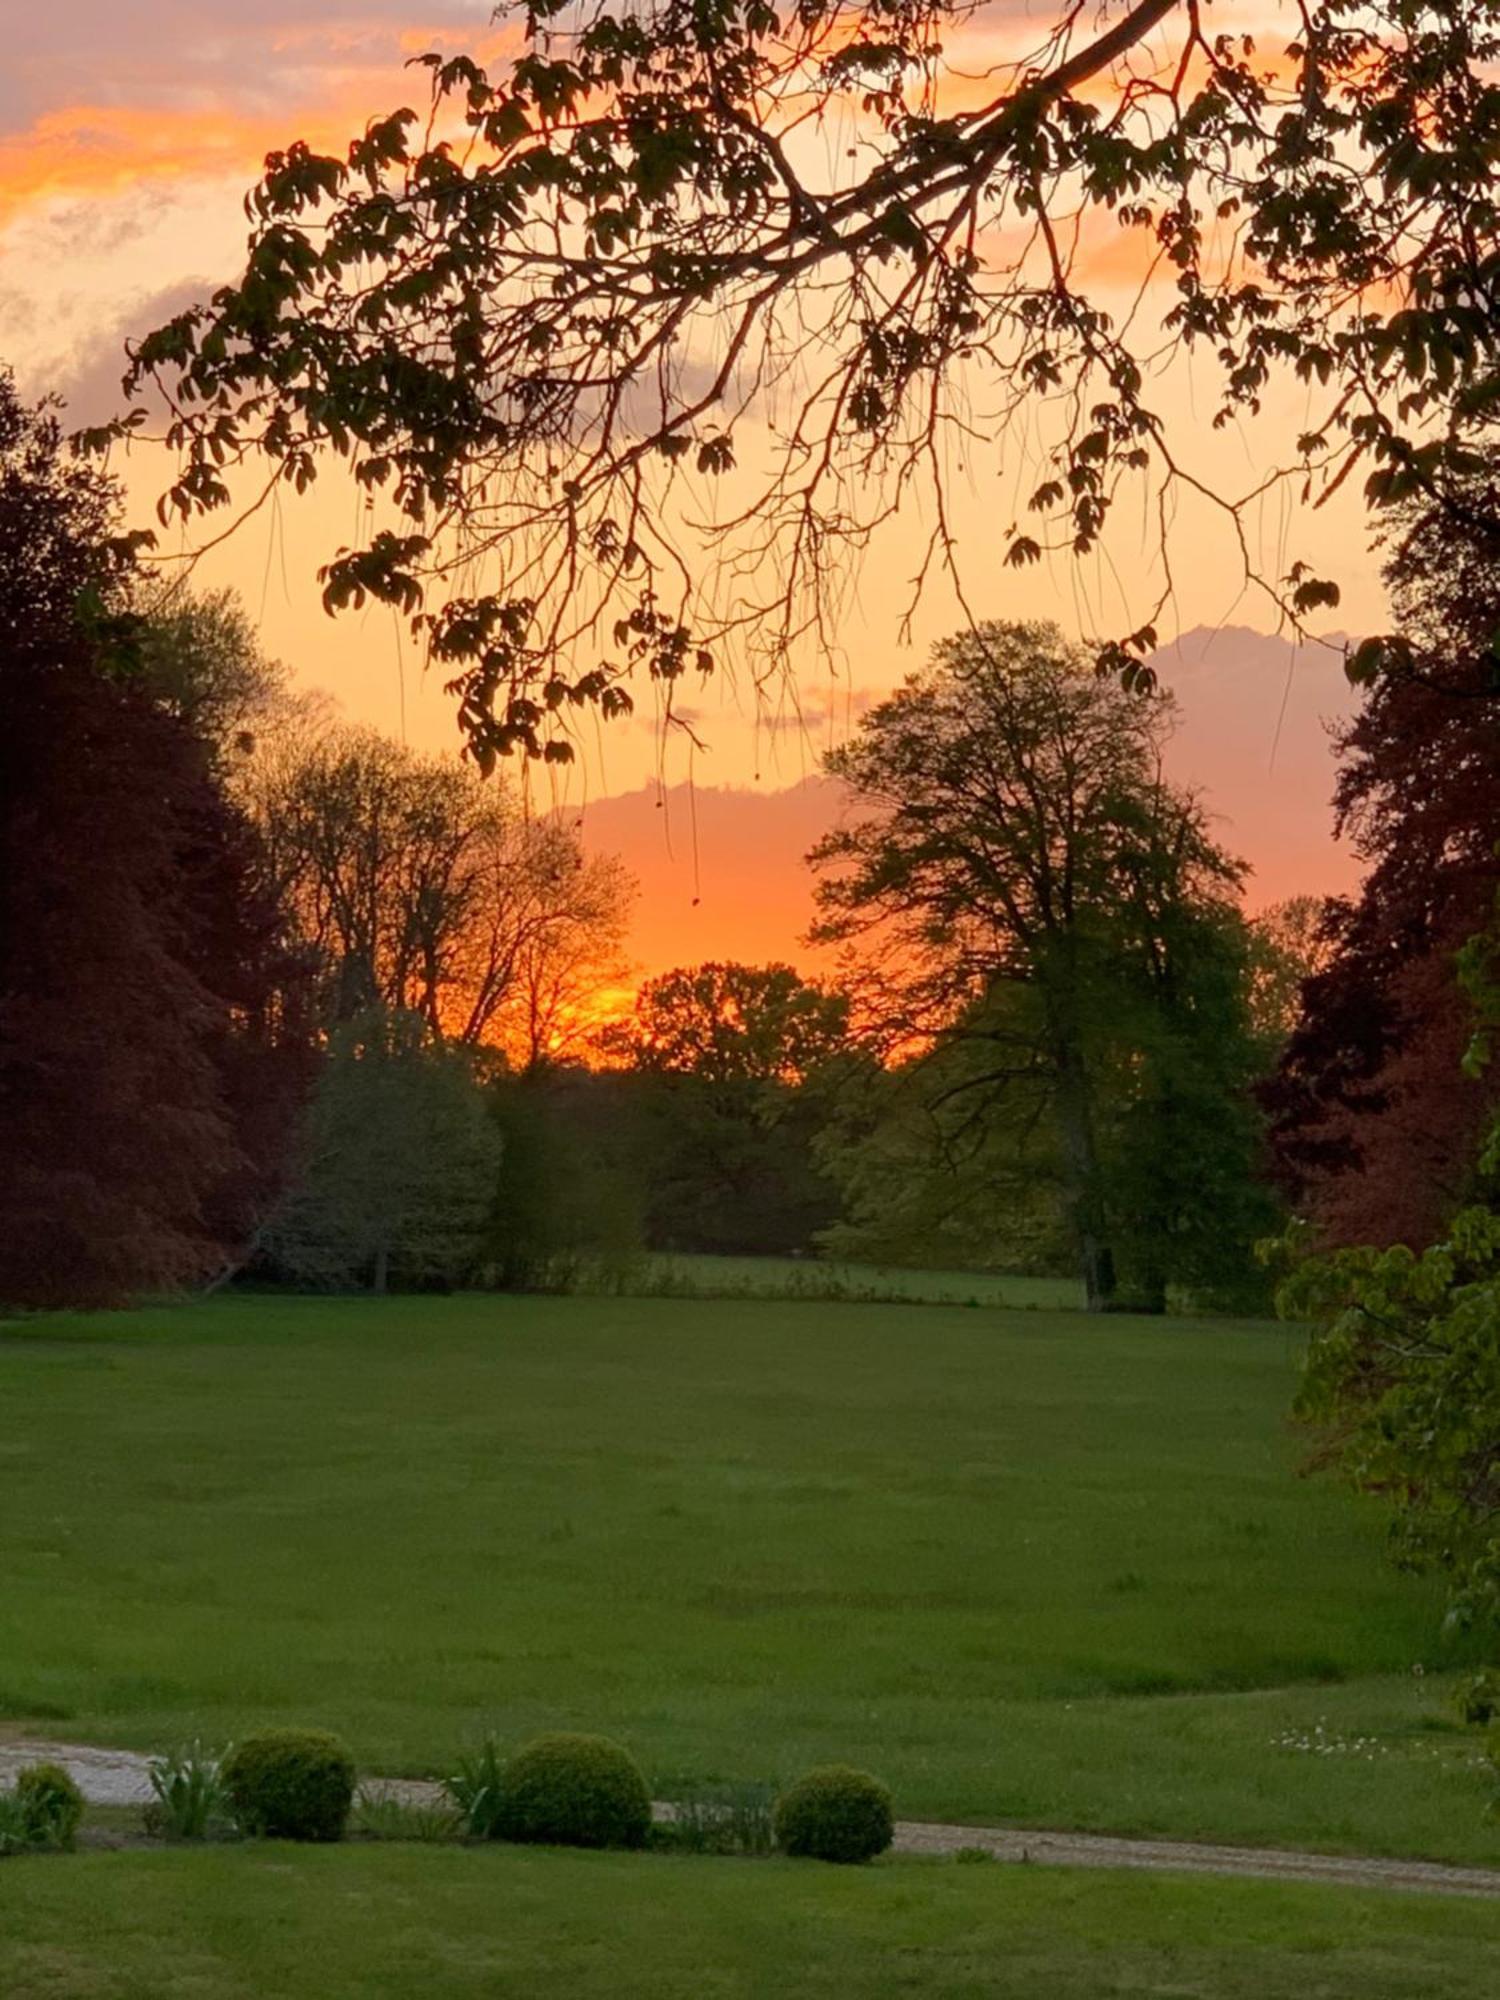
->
352, 1786, 460, 1843
657, 1778, 777, 1856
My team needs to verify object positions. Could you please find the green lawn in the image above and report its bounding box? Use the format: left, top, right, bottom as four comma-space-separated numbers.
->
1, 1292, 1493, 1862
4, 1845, 1499, 1999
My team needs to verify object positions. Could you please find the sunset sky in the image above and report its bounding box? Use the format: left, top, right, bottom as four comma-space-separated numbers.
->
3, 0, 1379, 981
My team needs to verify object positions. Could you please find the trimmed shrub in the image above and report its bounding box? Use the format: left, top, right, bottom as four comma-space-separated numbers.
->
15, 1762, 84, 1851
221, 1729, 355, 1842
495, 1733, 651, 1849
774, 1765, 893, 1864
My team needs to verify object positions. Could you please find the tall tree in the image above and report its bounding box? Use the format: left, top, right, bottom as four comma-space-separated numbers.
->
246, 724, 631, 1058
120, 0, 1500, 755
812, 620, 1269, 1310
0, 378, 310, 1308
1266, 493, 1500, 1247
265, 1007, 500, 1293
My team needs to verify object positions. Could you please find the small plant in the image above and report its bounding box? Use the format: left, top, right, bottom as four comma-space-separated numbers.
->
445, 1737, 508, 1840
658, 1778, 776, 1856
353, 1786, 459, 1843
221, 1729, 355, 1842
953, 1844, 996, 1864
13, 1763, 84, 1852
494, 1732, 651, 1849
0, 1789, 34, 1858
774, 1765, 894, 1864
144, 1742, 231, 1841
1457, 1670, 1500, 1727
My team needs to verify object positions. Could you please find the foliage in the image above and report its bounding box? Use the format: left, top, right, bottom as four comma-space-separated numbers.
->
603, 962, 856, 1257
483, 1067, 644, 1290
813, 621, 1275, 1310
444, 1738, 509, 1840
494, 1733, 652, 1850
0, 1790, 30, 1859
144, 1743, 232, 1842
1280, 1204, 1500, 1632
265, 1006, 501, 1291
814, 1034, 1076, 1277
132, 587, 288, 766
0, 372, 312, 1309
1266, 494, 1500, 1249
10, 1763, 84, 1853
220, 1729, 356, 1842
774, 1766, 893, 1863
657, 1779, 776, 1856
606, 964, 851, 1085
1455, 1671, 1500, 1728
121, 0, 1500, 759
246, 723, 630, 1057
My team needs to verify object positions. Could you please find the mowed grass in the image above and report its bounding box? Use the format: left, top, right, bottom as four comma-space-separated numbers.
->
1, 1293, 1492, 1860
6, 1846, 1500, 2000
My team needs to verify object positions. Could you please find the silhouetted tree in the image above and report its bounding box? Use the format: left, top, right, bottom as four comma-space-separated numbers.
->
605, 962, 854, 1255
0, 376, 311, 1308
247, 723, 630, 1057
1266, 495, 1500, 1247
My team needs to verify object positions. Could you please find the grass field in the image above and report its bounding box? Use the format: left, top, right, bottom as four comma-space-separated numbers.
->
2, 1290, 1493, 1863
5, 1845, 1500, 1999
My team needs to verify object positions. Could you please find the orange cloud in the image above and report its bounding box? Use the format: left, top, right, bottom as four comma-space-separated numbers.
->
0, 24, 513, 228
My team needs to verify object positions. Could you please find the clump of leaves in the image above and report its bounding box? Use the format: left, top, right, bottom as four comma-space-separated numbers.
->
3, 1763, 85, 1853
1457, 1671, 1500, 1729
444, 1738, 508, 1840
1277, 1204, 1500, 1632
144, 1742, 232, 1842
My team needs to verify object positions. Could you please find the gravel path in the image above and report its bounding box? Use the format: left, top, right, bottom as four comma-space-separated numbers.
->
5, 1738, 1498, 1899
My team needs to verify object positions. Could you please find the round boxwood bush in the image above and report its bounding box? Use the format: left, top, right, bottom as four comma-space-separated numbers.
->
221, 1729, 355, 1842
16, 1762, 85, 1851
494, 1733, 651, 1849
774, 1765, 893, 1863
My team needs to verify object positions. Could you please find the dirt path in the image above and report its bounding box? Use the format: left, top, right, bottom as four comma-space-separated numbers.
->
5, 1738, 1498, 1899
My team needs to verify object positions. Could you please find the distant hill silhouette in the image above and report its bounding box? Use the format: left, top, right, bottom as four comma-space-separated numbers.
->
576, 626, 1366, 981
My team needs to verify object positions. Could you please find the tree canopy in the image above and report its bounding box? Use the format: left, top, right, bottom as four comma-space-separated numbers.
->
245, 721, 632, 1061
812, 619, 1272, 1308
0, 377, 311, 1307
114, 0, 1500, 756
1265, 493, 1500, 1247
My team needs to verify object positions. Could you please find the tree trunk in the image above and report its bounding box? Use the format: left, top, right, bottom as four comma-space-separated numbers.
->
1053, 1052, 1116, 1313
